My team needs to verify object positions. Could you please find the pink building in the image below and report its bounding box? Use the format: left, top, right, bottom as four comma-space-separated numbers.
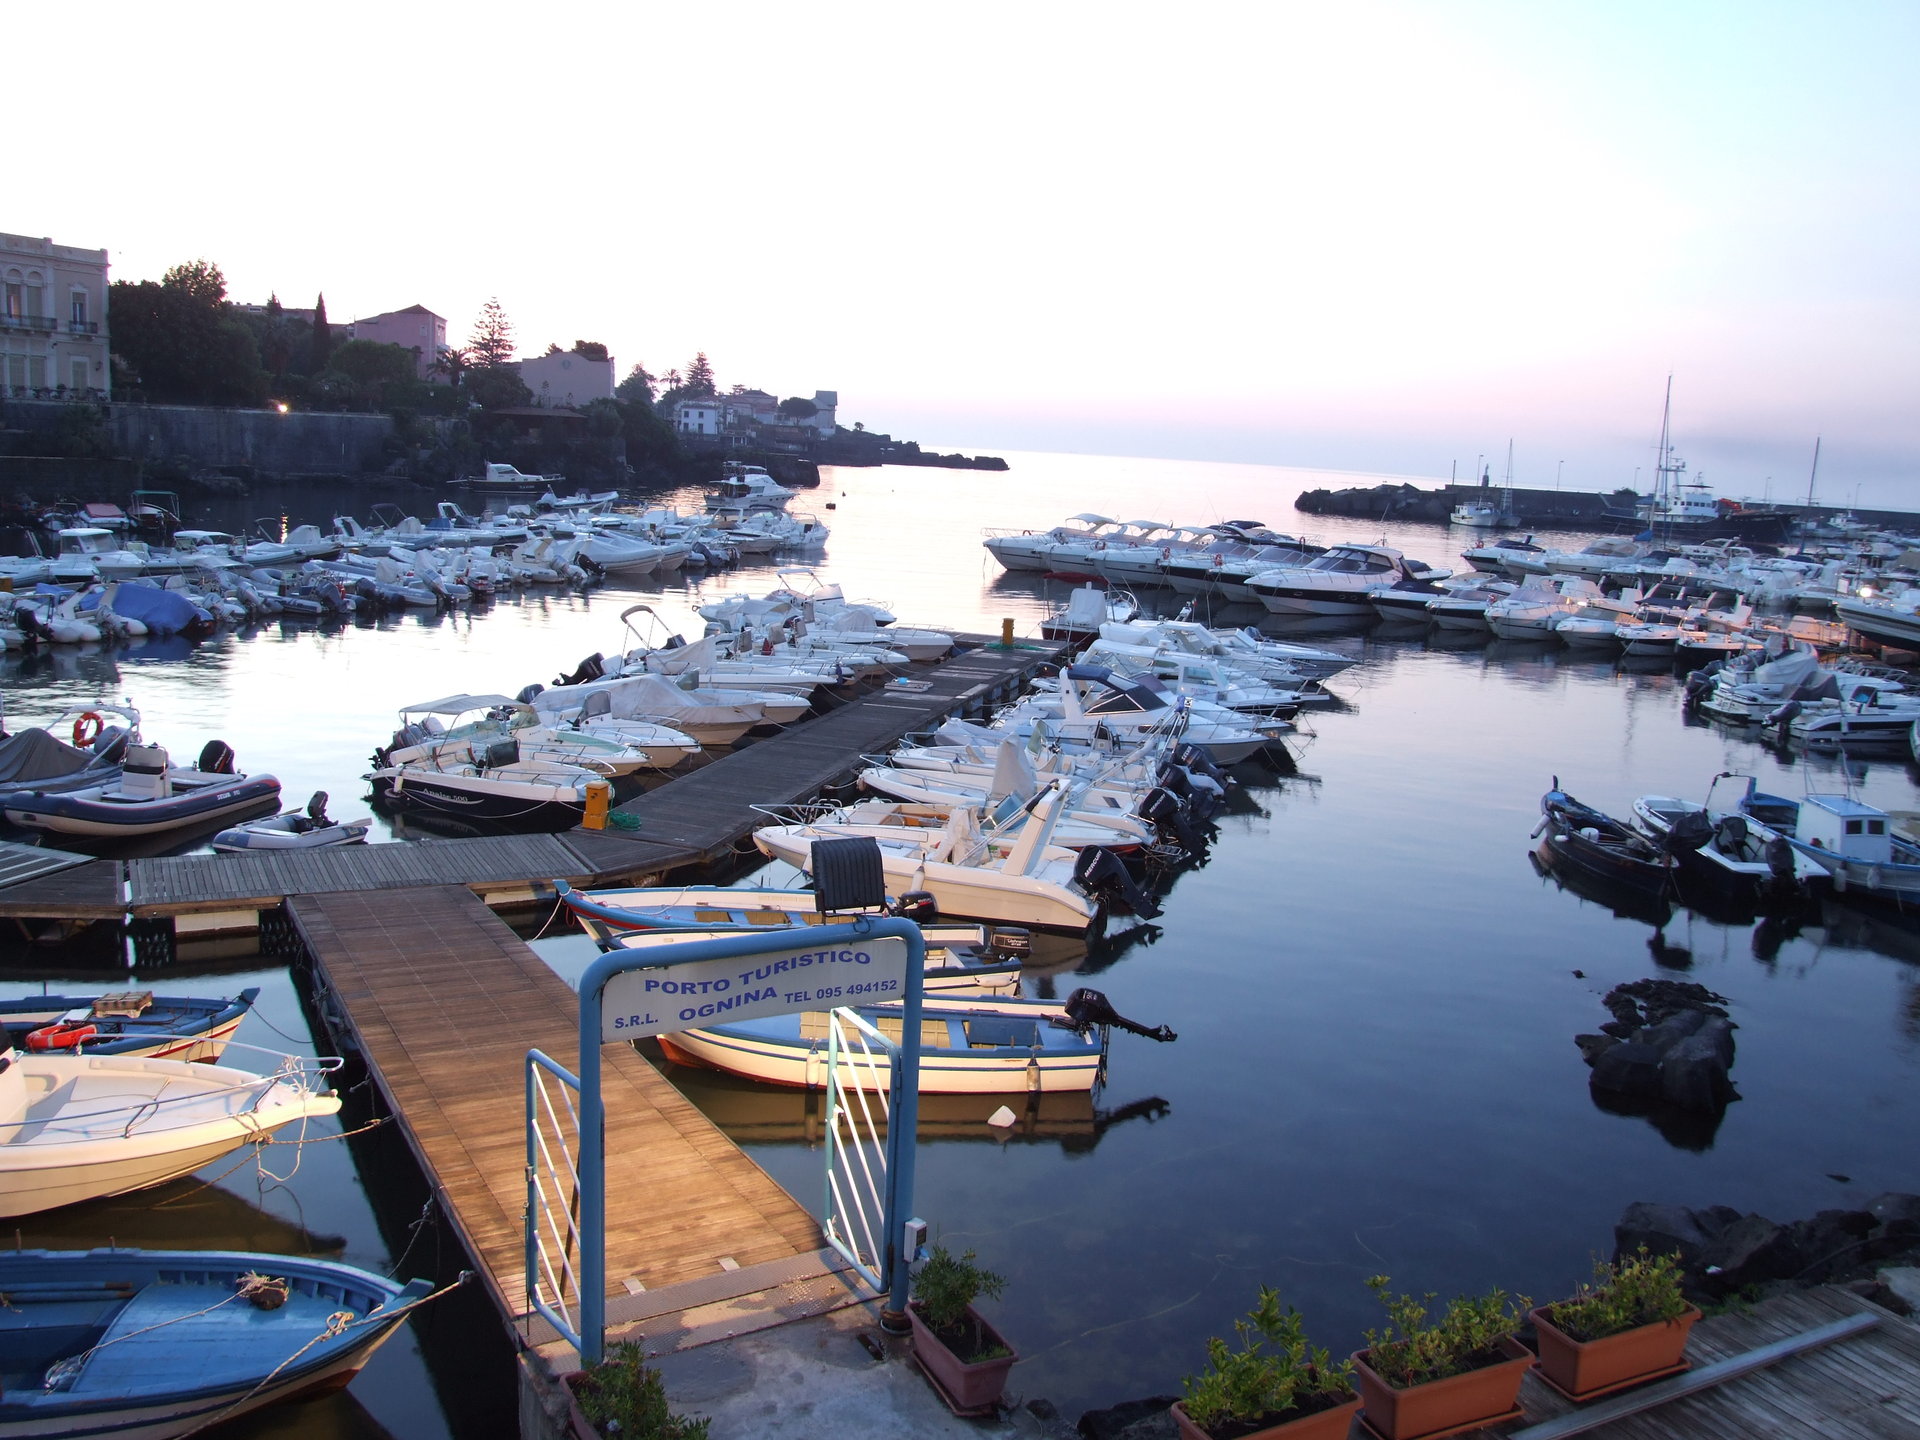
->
348, 304, 447, 381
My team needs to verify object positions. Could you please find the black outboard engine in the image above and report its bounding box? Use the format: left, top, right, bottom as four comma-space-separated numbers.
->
1173, 742, 1226, 787
197, 739, 236, 775
890, 890, 939, 924
1072, 846, 1162, 919
554, 653, 605, 688
1139, 785, 1206, 853
1766, 834, 1800, 884
1056, 987, 1176, 1043
1682, 667, 1715, 710
1663, 809, 1715, 853
516, 682, 546, 705
1765, 699, 1800, 738
307, 790, 332, 824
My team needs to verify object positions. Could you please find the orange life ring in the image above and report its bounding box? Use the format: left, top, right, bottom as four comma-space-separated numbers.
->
26, 1021, 98, 1051
72, 711, 105, 747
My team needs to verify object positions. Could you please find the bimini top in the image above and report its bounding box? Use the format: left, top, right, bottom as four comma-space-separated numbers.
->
399, 693, 520, 717
1063, 666, 1172, 714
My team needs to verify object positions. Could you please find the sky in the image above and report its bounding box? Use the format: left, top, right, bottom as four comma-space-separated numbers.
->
20, 1, 1920, 502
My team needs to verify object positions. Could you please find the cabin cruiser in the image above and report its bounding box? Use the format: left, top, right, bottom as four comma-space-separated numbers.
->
1460, 535, 1546, 576
705, 464, 796, 513
982, 514, 1119, 573
1246, 544, 1444, 615
375, 695, 659, 778
1169, 533, 1327, 602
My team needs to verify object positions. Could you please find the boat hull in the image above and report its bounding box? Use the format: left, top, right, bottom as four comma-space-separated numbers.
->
3, 775, 281, 838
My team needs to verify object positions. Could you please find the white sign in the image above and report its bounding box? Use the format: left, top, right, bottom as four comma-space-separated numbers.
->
600, 936, 912, 1041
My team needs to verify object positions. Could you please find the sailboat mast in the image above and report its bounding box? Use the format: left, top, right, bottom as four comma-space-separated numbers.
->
1805, 436, 1821, 510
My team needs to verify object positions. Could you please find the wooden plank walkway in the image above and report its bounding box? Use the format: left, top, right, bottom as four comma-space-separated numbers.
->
583, 637, 1067, 865
290, 885, 828, 1329
1493, 1285, 1919, 1438
0, 856, 122, 920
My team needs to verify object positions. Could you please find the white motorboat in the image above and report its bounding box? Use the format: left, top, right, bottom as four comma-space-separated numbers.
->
461, 461, 567, 492
1099, 619, 1357, 680
0, 1047, 340, 1217
531, 672, 777, 746
377, 695, 656, 776
982, 514, 1119, 573
1460, 534, 1546, 577
366, 744, 609, 832
705, 464, 797, 513
1007, 666, 1286, 764
1247, 544, 1442, 615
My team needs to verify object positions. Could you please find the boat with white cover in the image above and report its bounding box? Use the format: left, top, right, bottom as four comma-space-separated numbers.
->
0, 1047, 340, 1217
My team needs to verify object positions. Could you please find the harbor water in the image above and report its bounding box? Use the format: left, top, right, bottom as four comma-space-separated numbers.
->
4, 451, 1919, 1432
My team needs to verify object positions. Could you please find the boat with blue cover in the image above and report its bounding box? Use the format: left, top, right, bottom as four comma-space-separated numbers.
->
0, 1247, 430, 1438
0, 988, 258, 1062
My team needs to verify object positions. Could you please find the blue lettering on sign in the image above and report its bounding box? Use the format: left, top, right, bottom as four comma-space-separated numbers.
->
644, 975, 731, 996
611, 1012, 661, 1030
736, 949, 873, 984
678, 986, 781, 1023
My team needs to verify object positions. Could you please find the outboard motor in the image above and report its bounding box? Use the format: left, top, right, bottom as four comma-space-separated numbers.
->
1682, 668, 1714, 710
1172, 742, 1227, 787
515, 682, 546, 705
1072, 846, 1162, 919
1139, 785, 1206, 853
197, 739, 236, 775
890, 890, 939, 924
1766, 834, 1800, 884
1056, 987, 1176, 1043
307, 790, 332, 825
1764, 699, 1800, 739
554, 653, 605, 688
1663, 809, 1715, 853
985, 926, 1032, 959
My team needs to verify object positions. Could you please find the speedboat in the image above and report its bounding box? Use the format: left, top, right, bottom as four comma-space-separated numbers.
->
1247, 544, 1444, 616
2, 741, 280, 840
376, 694, 657, 777
0, 988, 259, 1062
1460, 534, 1546, 577
0, 1048, 340, 1217
366, 745, 609, 833
981, 514, 1118, 573
1630, 777, 1808, 912
0, 1247, 430, 1438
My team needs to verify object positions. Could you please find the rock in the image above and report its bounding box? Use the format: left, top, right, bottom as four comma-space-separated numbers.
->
1878, 1266, 1920, 1313
1789, 1209, 1876, 1281
1866, 1193, 1920, 1238
1701, 1212, 1794, 1290
1616, 1203, 1719, 1267
1574, 1033, 1616, 1064
1659, 1033, 1736, 1112
1027, 1398, 1061, 1422
1079, 1396, 1180, 1440
1696, 1016, 1737, 1068
1599, 1019, 1636, 1039
1591, 1040, 1665, 1100
1640, 1009, 1707, 1054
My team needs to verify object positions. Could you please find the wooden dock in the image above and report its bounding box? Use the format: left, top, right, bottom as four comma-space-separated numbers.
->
0, 637, 1065, 930
291, 884, 849, 1348
1492, 1283, 1918, 1439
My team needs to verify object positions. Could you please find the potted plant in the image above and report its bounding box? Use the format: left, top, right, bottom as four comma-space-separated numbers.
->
1170, 1286, 1360, 1440
1351, 1275, 1533, 1440
562, 1341, 710, 1440
1529, 1247, 1700, 1400
907, 1244, 1018, 1410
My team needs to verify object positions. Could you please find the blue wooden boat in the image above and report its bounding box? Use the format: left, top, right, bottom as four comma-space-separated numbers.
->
0, 989, 258, 1062
0, 1247, 430, 1437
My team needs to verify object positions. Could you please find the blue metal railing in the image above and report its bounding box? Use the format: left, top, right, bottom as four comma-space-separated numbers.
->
524, 1048, 584, 1353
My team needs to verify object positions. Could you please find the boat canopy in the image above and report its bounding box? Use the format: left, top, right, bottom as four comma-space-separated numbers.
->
400, 693, 520, 716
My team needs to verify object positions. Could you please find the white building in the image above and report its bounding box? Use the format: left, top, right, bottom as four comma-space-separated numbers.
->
806, 390, 837, 436
674, 397, 722, 435
1, 232, 110, 398
516, 350, 615, 407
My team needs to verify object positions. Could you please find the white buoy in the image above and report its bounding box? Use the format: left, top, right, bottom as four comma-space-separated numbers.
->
987, 1105, 1017, 1129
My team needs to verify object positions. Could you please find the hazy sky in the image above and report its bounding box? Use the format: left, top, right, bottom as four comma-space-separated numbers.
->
22, 2, 1919, 499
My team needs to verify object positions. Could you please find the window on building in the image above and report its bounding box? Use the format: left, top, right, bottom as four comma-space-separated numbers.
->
5, 355, 25, 390
3, 282, 20, 320
28, 356, 48, 389
71, 291, 88, 325
71, 358, 89, 391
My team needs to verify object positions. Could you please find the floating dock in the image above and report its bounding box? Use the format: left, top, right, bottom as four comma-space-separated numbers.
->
0, 635, 1066, 940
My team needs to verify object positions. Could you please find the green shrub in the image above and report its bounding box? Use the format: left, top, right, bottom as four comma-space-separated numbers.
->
1544, 1247, 1689, 1343
1181, 1286, 1354, 1433
1362, 1275, 1529, 1389
912, 1244, 1008, 1360
571, 1341, 709, 1439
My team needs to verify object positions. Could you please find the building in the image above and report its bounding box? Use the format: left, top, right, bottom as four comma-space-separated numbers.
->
349, 304, 447, 381
516, 350, 614, 407
674, 397, 722, 435
1, 232, 110, 399
803, 390, 837, 437
723, 388, 779, 426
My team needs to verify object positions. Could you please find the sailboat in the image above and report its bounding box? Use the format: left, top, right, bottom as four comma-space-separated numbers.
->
1603, 381, 1794, 542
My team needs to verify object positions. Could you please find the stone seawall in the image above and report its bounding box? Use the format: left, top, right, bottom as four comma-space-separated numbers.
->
104, 404, 393, 475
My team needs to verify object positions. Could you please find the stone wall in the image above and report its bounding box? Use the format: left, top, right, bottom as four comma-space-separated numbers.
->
105, 403, 392, 475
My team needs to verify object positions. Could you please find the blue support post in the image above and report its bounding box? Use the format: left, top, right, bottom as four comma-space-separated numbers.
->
572, 916, 924, 1367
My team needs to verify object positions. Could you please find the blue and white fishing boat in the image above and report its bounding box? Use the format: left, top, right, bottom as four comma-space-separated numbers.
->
0, 988, 259, 1062
657, 991, 1174, 1094
0, 1247, 431, 1438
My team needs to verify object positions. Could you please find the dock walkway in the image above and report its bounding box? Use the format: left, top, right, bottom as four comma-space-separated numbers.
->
0, 638, 1063, 928
291, 884, 847, 1344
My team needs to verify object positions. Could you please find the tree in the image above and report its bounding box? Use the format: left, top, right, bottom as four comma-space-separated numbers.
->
430, 345, 468, 389
573, 340, 609, 362
162, 259, 228, 305
778, 396, 819, 420
468, 298, 516, 369
330, 339, 417, 407
684, 352, 715, 396
543, 341, 564, 356
256, 293, 296, 383
615, 363, 656, 406
107, 262, 268, 407
310, 293, 334, 372
465, 366, 532, 410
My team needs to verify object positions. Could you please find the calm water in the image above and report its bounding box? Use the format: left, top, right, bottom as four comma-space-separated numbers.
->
4, 452, 1920, 1429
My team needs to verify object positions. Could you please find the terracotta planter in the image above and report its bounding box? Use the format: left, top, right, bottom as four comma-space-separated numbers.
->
1171, 1394, 1364, 1440
908, 1302, 1018, 1410
1529, 1304, 1700, 1399
557, 1371, 600, 1440
1351, 1335, 1531, 1440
